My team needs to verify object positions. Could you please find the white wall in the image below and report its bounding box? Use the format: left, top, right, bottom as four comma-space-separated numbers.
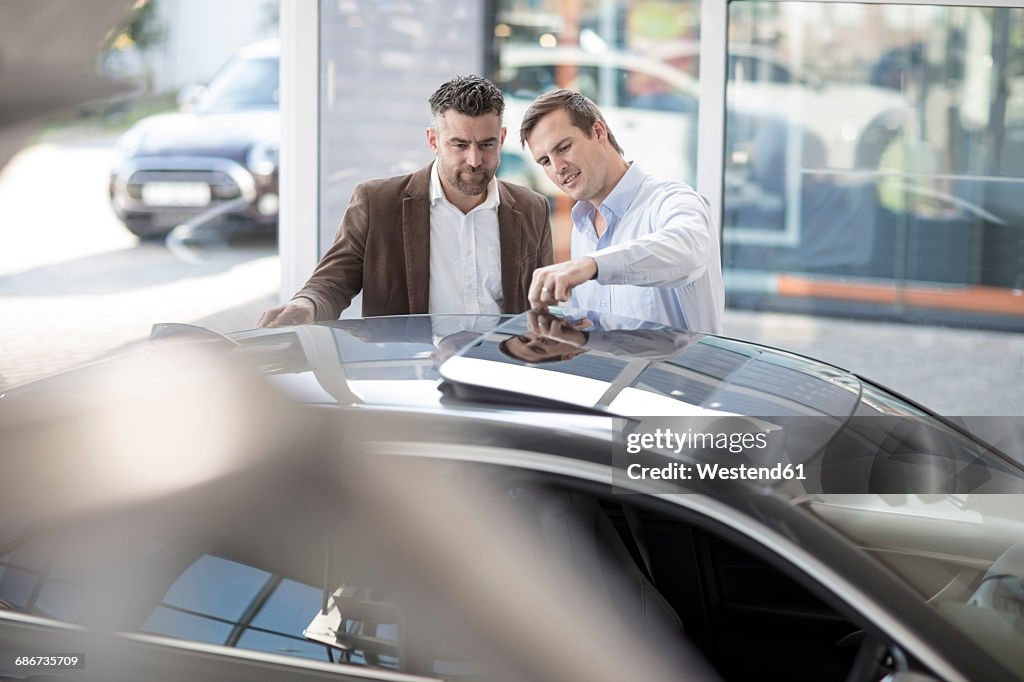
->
149, 0, 278, 94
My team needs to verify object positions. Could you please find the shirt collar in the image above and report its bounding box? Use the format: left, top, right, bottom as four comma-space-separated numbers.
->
429, 161, 500, 211
571, 161, 644, 232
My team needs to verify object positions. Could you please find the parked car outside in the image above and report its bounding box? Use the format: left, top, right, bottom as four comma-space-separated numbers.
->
2, 310, 1023, 682
108, 40, 280, 239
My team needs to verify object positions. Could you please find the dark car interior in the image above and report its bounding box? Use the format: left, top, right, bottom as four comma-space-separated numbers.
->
501, 477, 913, 682
601, 500, 865, 681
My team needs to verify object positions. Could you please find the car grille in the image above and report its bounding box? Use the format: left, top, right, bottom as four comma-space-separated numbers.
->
126, 169, 243, 201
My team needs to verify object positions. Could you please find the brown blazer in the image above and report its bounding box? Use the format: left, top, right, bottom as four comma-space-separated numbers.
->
295, 164, 554, 319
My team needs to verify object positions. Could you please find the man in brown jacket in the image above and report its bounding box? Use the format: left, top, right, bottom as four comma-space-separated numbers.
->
258, 76, 553, 327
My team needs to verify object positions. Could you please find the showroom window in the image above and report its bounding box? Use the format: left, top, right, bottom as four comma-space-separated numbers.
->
488, 0, 1023, 330
721, 2, 1024, 329
492, 0, 704, 260
303, 0, 1024, 329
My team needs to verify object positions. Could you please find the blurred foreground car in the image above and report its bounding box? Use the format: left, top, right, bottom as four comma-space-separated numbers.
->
1, 311, 1024, 682
108, 40, 280, 239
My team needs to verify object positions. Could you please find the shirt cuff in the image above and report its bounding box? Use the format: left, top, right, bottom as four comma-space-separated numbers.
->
590, 248, 631, 285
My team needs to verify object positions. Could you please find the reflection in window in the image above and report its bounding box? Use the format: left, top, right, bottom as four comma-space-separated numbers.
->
494, 0, 702, 258
141, 554, 326, 660
0, 566, 37, 610
630, 339, 861, 418
251, 577, 323, 634
35, 580, 85, 623
0, 532, 471, 675
235, 629, 327, 660
723, 2, 1024, 329
142, 607, 235, 644
492, 0, 1023, 330
160, 555, 271, 621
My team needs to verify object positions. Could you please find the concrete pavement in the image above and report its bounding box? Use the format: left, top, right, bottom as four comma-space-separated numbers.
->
0, 138, 279, 391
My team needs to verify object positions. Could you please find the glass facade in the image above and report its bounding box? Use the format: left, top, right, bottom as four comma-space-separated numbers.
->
723, 2, 1024, 330
317, 0, 487, 257
491, 0, 1024, 330
492, 0, 704, 260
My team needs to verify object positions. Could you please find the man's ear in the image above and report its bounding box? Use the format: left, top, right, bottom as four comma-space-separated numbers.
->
499, 126, 507, 147
426, 127, 439, 154
592, 119, 607, 143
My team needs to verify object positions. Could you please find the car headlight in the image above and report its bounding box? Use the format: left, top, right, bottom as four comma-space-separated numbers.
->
246, 141, 278, 177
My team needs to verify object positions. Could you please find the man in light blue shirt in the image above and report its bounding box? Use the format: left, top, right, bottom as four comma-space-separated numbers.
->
519, 89, 724, 334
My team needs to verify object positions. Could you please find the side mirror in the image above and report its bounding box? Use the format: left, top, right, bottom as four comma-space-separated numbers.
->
177, 83, 206, 111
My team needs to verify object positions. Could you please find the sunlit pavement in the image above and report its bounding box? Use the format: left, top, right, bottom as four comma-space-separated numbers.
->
0, 137, 278, 391
0, 136, 1021, 420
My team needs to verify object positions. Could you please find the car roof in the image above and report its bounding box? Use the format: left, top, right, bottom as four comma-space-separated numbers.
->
12, 311, 1015, 497
227, 311, 863, 417
220, 312, 868, 470
220, 311, 1024, 492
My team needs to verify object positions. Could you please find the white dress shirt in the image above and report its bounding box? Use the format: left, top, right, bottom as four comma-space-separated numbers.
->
427, 162, 503, 314
569, 163, 724, 334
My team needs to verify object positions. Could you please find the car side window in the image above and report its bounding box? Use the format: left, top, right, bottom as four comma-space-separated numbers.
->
492, 472, 919, 682
0, 528, 477, 677
140, 554, 328, 660
610, 503, 864, 680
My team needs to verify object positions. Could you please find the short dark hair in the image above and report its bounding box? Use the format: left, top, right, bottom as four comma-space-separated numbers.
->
428, 75, 504, 128
519, 89, 623, 155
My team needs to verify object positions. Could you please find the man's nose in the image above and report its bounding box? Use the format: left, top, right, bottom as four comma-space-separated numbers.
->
466, 145, 482, 167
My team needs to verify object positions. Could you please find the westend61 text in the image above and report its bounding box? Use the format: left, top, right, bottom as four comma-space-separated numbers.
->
624, 428, 769, 455
627, 462, 806, 482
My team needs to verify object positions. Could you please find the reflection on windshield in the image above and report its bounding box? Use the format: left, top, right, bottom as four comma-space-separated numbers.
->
196, 56, 279, 114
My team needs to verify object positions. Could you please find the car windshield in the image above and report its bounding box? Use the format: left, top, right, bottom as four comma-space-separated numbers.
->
796, 385, 1024, 679
195, 55, 279, 114
801, 493, 1024, 678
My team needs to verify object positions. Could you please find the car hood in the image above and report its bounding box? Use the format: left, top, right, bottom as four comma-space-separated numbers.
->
119, 109, 279, 162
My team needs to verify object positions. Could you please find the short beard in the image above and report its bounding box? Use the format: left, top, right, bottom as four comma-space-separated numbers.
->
442, 162, 492, 197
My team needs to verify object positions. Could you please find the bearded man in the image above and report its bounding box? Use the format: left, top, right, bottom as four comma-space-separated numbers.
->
259, 76, 553, 326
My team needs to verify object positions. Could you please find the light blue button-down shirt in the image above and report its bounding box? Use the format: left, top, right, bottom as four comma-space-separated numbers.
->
569, 163, 724, 334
